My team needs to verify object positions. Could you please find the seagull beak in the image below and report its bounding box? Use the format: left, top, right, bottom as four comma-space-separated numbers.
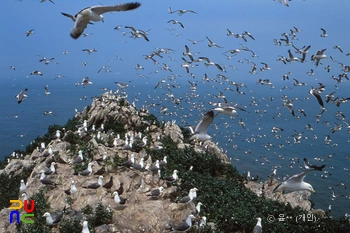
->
312, 189, 316, 194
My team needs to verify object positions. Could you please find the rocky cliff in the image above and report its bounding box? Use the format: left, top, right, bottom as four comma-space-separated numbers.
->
0, 91, 336, 233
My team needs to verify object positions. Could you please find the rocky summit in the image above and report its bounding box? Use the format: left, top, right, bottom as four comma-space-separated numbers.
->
0, 91, 340, 233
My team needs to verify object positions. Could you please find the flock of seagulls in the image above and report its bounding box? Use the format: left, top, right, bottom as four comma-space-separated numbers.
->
5, 0, 350, 230
17, 110, 207, 232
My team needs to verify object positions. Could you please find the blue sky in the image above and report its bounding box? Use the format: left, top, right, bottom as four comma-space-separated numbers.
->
2, 0, 350, 88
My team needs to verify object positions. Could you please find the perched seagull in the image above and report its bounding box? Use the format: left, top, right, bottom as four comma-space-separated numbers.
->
26, 29, 35, 37
273, 168, 324, 194
44, 162, 56, 175
79, 162, 95, 176
82, 176, 104, 189
64, 180, 78, 195
163, 170, 178, 183
147, 187, 164, 198
178, 188, 198, 204
82, 221, 90, 233
253, 217, 262, 233
19, 180, 27, 193
189, 110, 214, 141
62, 2, 141, 39
16, 88, 28, 104
39, 171, 58, 186
112, 191, 127, 205
21, 193, 33, 211
171, 214, 196, 232
42, 212, 64, 225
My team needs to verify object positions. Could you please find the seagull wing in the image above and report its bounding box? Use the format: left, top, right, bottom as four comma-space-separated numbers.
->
125, 25, 137, 32
198, 56, 210, 63
61, 12, 76, 22
206, 36, 213, 44
91, 3, 141, 15
287, 170, 314, 183
311, 90, 324, 107
194, 110, 214, 134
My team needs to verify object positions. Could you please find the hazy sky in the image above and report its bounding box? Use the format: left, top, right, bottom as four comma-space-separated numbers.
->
2, 0, 350, 88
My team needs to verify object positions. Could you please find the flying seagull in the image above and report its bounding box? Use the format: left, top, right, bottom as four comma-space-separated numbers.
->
189, 110, 214, 141
16, 88, 28, 104
26, 29, 35, 37
62, 2, 141, 39
303, 158, 326, 171
273, 168, 324, 194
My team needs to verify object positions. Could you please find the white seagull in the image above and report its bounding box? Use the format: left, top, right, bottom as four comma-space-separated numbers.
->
273, 169, 324, 194
311, 49, 327, 67
62, 2, 141, 39
190, 110, 214, 141
16, 88, 28, 104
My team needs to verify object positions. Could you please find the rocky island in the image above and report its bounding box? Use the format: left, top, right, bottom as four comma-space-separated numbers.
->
0, 91, 349, 233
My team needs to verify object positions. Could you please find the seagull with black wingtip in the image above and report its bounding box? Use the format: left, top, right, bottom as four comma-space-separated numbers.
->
311, 48, 327, 67
125, 26, 150, 41
62, 2, 141, 39
167, 19, 185, 28
309, 85, 325, 109
206, 36, 223, 48
198, 56, 224, 72
16, 88, 28, 104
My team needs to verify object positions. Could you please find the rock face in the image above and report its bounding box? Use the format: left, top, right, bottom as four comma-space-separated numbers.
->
0, 92, 320, 232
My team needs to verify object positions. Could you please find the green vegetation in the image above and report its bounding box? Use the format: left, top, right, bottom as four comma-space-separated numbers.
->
15, 188, 112, 233
104, 117, 127, 138
149, 136, 350, 233
16, 187, 52, 233
87, 203, 113, 227
0, 165, 34, 210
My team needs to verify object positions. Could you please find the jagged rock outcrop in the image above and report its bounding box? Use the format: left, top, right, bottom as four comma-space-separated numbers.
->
0, 91, 322, 232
